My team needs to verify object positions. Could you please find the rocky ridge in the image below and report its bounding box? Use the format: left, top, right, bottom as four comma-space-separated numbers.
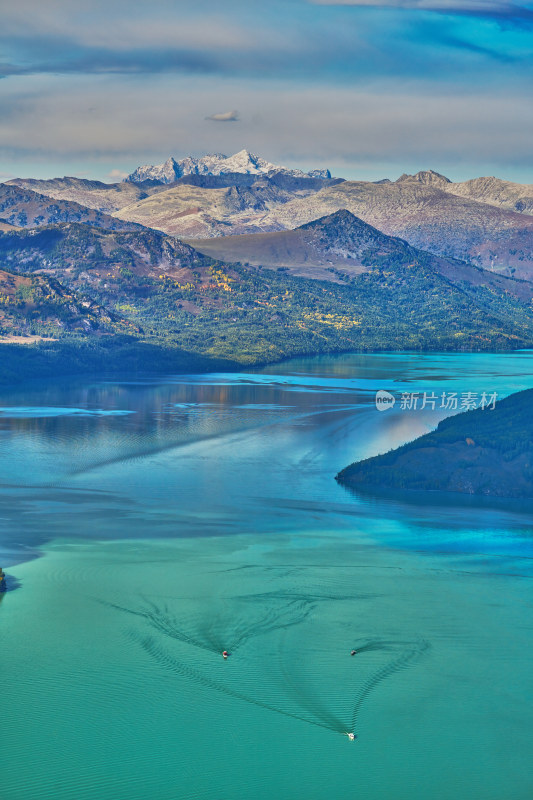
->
124, 150, 332, 183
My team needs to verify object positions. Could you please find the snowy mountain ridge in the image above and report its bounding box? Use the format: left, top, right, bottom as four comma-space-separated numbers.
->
124, 150, 332, 184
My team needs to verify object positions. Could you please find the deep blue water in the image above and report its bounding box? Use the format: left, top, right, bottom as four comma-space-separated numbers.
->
1, 351, 533, 799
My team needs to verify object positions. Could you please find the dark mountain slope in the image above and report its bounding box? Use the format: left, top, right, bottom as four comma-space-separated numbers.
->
1, 218, 533, 370
337, 388, 533, 499
0, 268, 130, 338
0, 222, 207, 281
190, 210, 533, 304
262, 181, 533, 278
0, 184, 143, 231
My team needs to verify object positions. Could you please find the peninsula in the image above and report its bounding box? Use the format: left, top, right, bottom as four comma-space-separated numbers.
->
337, 388, 533, 499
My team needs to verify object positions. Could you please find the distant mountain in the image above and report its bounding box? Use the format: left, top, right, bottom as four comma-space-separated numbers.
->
190, 209, 533, 302
396, 169, 451, 187
337, 388, 533, 499
111, 179, 328, 238
124, 150, 333, 184
8, 172, 342, 217
2, 216, 533, 367
396, 171, 533, 215
445, 176, 533, 216
257, 180, 533, 279
6, 177, 166, 214
0, 184, 143, 231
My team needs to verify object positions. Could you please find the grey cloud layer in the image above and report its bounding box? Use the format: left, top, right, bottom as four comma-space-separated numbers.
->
1, 76, 531, 172
1, 0, 530, 83
312, 0, 533, 23
1, 0, 531, 181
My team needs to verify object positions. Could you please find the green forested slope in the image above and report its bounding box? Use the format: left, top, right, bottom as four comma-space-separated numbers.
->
337, 389, 533, 498
1, 216, 533, 382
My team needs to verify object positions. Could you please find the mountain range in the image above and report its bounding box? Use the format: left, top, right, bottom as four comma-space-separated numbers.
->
107, 175, 533, 276
395, 170, 533, 215
1, 210, 533, 361
3, 151, 533, 380
123, 150, 333, 183
245, 176, 533, 278
0, 183, 142, 231
7, 155, 533, 277
187, 208, 533, 300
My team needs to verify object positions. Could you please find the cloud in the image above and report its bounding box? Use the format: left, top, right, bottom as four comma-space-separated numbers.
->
0, 0, 530, 84
0, 44, 220, 77
1, 74, 532, 182
107, 168, 129, 180
206, 110, 239, 122
310, 1, 533, 24
0, 0, 531, 185
0, 3, 302, 80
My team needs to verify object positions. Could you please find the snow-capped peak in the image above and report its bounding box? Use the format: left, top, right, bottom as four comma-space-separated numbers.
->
219, 150, 277, 174
124, 151, 332, 184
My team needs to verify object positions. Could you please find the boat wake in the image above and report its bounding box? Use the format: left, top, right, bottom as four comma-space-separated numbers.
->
102, 593, 314, 655
102, 585, 430, 738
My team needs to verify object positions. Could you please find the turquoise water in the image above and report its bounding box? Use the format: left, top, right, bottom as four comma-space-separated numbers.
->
1, 351, 533, 799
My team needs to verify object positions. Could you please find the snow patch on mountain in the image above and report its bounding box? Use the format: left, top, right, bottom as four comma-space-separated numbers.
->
125, 150, 332, 184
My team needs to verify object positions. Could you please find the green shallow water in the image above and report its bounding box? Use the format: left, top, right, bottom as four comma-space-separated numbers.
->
1, 351, 533, 799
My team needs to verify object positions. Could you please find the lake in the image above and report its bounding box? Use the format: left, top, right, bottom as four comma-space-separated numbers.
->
1, 351, 533, 800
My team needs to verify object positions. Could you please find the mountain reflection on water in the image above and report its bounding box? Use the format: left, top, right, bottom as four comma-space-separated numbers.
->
2, 350, 533, 566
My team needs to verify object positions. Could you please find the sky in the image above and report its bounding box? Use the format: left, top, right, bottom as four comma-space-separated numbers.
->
1, 0, 532, 183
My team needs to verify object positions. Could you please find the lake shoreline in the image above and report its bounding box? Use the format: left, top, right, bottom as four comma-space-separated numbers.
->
337, 387, 533, 500
1, 338, 531, 390
3, 352, 533, 799
2, 350, 533, 572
